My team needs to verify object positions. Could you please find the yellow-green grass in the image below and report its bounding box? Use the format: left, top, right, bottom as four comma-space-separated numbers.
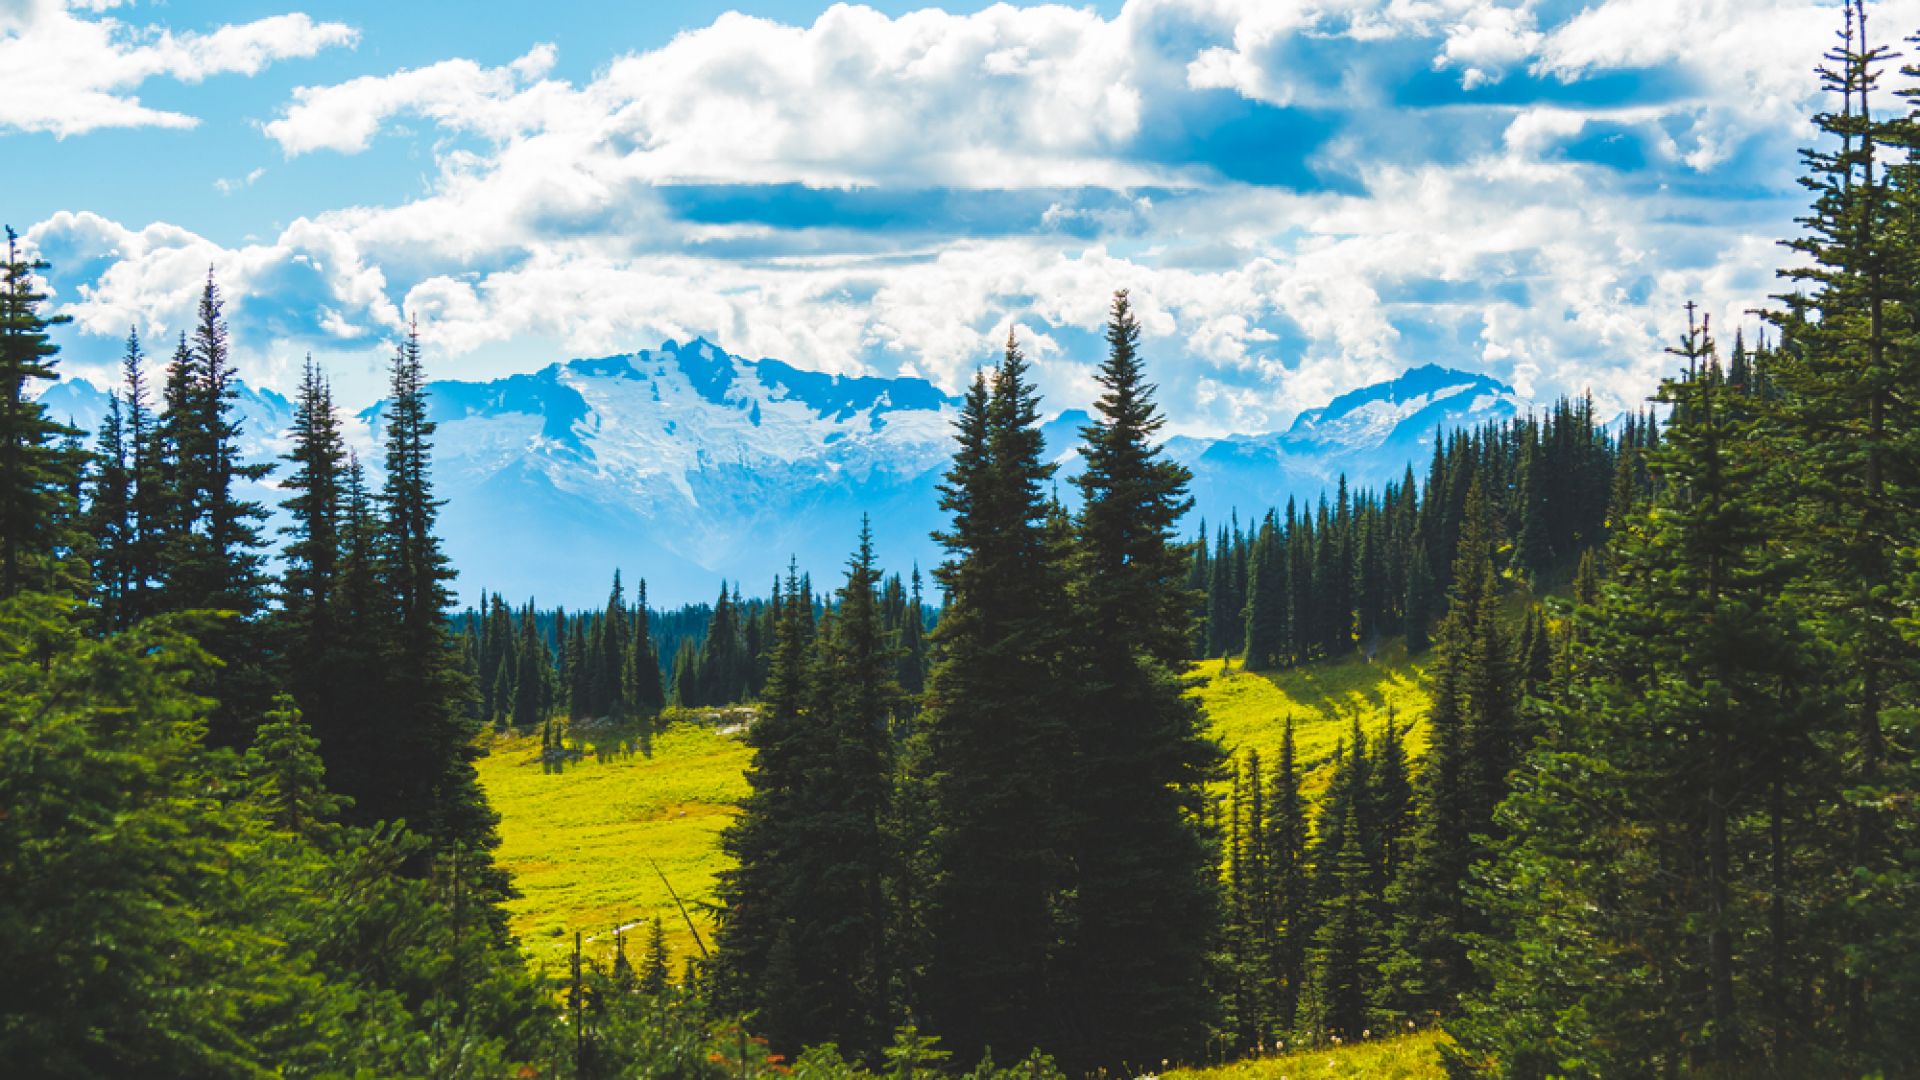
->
1167, 1030, 1448, 1080
477, 716, 751, 970
1188, 641, 1431, 797
480, 643, 1432, 971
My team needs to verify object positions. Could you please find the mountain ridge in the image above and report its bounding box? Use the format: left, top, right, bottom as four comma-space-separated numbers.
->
38, 342, 1523, 606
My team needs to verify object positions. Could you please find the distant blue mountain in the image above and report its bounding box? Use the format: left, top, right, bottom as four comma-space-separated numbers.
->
41, 341, 1524, 607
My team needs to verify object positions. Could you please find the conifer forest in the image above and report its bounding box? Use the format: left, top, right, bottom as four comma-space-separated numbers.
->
5, 1, 1920, 1077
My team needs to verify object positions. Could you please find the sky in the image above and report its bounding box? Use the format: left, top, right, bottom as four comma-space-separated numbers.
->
3, 0, 1903, 436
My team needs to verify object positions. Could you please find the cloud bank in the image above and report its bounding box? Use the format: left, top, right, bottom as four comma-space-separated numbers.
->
16, 0, 1909, 434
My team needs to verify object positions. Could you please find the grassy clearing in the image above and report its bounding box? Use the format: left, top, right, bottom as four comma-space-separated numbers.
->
476, 712, 752, 970
1188, 641, 1431, 796
1167, 1030, 1448, 1080
480, 643, 1432, 973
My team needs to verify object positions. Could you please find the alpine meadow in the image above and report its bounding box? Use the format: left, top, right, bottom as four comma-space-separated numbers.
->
7, 0, 1920, 1077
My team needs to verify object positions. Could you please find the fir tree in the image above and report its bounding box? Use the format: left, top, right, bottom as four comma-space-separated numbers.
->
1384, 476, 1508, 1017
375, 319, 497, 874
0, 227, 79, 602
923, 334, 1076, 1062
1065, 291, 1222, 1068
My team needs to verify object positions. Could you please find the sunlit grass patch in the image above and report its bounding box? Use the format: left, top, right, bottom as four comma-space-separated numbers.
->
477, 713, 752, 969
1188, 641, 1431, 796
1167, 1030, 1448, 1080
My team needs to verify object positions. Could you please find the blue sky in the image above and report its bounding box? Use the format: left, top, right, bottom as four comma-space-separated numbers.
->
2, 0, 1892, 434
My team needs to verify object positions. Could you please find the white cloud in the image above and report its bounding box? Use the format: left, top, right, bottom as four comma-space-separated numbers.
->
0, 0, 356, 136
25, 0, 1895, 435
266, 4, 1162, 189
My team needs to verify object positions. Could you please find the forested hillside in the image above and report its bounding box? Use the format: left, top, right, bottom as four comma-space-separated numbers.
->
4, 4, 1920, 1077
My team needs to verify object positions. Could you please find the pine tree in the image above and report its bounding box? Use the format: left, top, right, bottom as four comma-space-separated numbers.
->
0, 226, 80, 601
630, 580, 666, 718
87, 388, 134, 626
150, 272, 274, 743
1269, 717, 1311, 1033
375, 319, 497, 874
1384, 476, 1508, 1017
1243, 517, 1286, 669
1300, 801, 1384, 1044
717, 526, 899, 1059
923, 335, 1076, 1062
639, 917, 671, 997
118, 327, 163, 624
1065, 291, 1222, 1067
277, 356, 350, 762
512, 603, 546, 729
1763, 4, 1920, 1054
1453, 313, 1827, 1075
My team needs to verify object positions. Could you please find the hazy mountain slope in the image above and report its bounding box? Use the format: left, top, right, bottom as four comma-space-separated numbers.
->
40, 343, 1524, 606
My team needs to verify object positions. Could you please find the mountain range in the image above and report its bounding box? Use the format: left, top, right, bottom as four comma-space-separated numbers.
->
39, 340, 1523, 607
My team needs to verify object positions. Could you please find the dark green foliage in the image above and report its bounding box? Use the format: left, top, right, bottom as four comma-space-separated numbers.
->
154, 272, 275, 744
921, 336, 1077, 1063
0, 596, 554, 1077
1064, 291, 1223, 1069
1451, 316, 1831, 1076
0, 227, 79, 603
715, 526, 900, 1059
1384, 477, 1511, 1018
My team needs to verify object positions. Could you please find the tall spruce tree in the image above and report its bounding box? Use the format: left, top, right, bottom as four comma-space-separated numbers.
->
923, 334, 1076, 1062
1065, 291, 1223, 1068
1384, 476, 1508, 1017
152, 271, 273, 743
276, 356, 351, 779
0, 227, 80, 601
1453, 315, 1827, 1076
376, 320, 498, 874
714, 562, 815, 1036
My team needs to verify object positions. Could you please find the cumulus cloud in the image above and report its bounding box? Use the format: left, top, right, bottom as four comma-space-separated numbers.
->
0, 0, 356, 136
26, 0, 1905, 435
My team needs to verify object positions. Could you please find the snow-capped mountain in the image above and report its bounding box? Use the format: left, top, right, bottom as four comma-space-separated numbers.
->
37, 343, 1525, 607
1165, 363, 1523, 525
362, 339, 962, 607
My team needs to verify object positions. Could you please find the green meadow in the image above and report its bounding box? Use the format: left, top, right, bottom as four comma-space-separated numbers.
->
480, 646, 1430, 972
477, 712, 753, 970
1190, 643, 1431, 797
1167, 1030, 1448, 1080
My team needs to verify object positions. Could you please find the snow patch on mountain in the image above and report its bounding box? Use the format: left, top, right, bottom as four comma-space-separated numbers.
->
38, 344, 1525, 607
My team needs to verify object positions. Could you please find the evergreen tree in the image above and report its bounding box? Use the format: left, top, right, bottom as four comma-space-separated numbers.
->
923, 335, 1076, 1062
1269, 717, 1311, 1033
277, 356, 350, 757
1384, 476, 1509, 1017
0, 227, 79, 602
1065, 291, 1222, 1067
153, 272, 273, 743
1453, 314, 1827, 1075
1300, 801, 1384, 1043
375, 320, 497, 875
87, 388, 133, 626
1243, 516, 1286, 669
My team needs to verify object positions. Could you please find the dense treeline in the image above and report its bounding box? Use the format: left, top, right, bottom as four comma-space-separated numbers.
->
8, 7, 1920, 1073
453, 565, 933, 730
1202, 10, 1920, 1075
1, 237, 556, 1072
1189, 392, 1644, 669
1450, 9, 1920, 1072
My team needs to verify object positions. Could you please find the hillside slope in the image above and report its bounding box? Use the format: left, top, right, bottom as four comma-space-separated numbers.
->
1190, 643, 1430, 796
